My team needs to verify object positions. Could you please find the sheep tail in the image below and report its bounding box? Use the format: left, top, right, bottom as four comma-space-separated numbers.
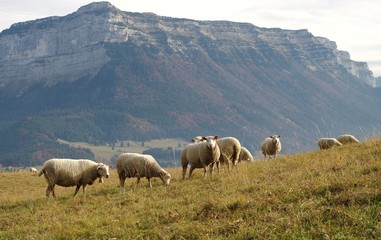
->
38, 170, 45, 177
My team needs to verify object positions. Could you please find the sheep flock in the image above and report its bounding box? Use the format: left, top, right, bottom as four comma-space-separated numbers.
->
29, 132, 361, 199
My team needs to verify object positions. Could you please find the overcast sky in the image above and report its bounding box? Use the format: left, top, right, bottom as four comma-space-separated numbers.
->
1, 0, 380, 76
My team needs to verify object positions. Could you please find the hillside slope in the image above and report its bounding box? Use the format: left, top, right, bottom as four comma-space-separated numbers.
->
1, 139, 380, 239
0, 2, 380, 166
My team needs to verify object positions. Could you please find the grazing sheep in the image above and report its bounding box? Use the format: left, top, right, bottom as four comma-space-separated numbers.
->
216, 137, 242, 170
336, 134, 360, 145
191, 136, 203, 143
317, 138, 343, 150
38, 158, 110, 199
30, 167, 38, 175
191, 136, 242, 170
182, 136, 221, 179
116, 153, 171, 190
261, 135, 282, 159
239, 147, 254, 162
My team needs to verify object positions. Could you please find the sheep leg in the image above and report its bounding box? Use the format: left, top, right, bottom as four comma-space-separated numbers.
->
232, 159, 239, 172
234, 161, 239, 172
82, 185, 87, 197
233, 147, 240, 170
182, 166, 187, 180
73, 184, 81, 197
136, 177, 141, 185
189, 166, 196, 178
52, 186, 56, 199
209, 163, 214, 178
147, 178, 152, 188
46, 185, 55, 199
119, 175, 126, 192
203, 165, 207, 179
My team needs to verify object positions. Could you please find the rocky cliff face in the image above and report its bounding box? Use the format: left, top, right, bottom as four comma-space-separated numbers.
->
0, 1, 376, 93
0, 2, 128, 92
376, 77, 381, 87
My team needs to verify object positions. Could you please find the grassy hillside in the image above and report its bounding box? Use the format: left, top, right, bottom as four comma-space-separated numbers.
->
1, 139, 381, 239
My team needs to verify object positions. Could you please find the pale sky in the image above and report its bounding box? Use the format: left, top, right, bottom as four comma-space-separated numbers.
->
1, 0, 380, 76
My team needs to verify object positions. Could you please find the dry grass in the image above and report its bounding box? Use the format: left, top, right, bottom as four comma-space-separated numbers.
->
1, 139, 381, 239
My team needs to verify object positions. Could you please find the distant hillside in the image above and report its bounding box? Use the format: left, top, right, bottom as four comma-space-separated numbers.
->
0, 2, 380, 166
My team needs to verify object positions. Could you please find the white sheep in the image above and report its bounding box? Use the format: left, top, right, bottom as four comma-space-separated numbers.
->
116, 153, 171, 190
30, 167, 38, 175
182, 135, 221, 179
216, 137, 242, 170
239, 146, 254, 162
191, 136, 242, 170
38, 158, 110, 199
261, 135, 282, 159
336, 134, 360, 145
317, 138, 343, 150
190, 136, 204, 143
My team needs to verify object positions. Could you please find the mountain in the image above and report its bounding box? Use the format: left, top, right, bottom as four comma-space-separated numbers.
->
376, 77, 381, 87
0, 1, 380, 167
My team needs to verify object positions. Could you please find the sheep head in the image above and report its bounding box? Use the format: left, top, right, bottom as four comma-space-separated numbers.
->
203, 135, 219, 149
97, 163, 110, 179
270, 135, 281, 146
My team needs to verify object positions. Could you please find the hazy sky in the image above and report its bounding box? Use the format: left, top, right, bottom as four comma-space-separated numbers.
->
1, 0, 380, 76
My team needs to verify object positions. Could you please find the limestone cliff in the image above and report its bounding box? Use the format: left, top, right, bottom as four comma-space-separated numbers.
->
0, 1, 376, 93
0, 2, 127, 92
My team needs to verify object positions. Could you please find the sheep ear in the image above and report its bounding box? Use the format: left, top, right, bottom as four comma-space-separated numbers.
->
278, 135, 281, 138
97, 165, 103, 170
202, 136, 207, 140
108, 165, 113, 169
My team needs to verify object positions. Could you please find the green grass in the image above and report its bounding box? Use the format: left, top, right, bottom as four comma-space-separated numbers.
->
1, 139, 381, 239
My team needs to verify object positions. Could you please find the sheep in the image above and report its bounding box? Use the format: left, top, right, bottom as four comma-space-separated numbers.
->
30, 167, 38, 175
191, 136, 204, 143
182, 135, 221, 179
317, 138, 343, 150
336, 134, 360, 145
38, 158, 110, 199
191, 136, 242, 170
116, 153, 171, 190
261, 135, 282, 159
239, 146, 254, 162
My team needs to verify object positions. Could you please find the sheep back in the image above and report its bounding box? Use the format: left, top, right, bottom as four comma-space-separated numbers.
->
116, 153, 170, 183
216, 137, 241, 166
317, 138, 342, 150
239, 147, 254, 162
336, 134, 360, 145
181, 143, 204, 168
30, 167, 38, 174
40, 159, 101, 187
